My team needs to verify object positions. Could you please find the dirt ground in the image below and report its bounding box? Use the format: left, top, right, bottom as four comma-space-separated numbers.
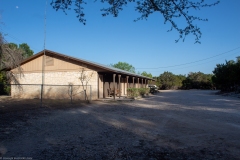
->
0, 90, 240, 160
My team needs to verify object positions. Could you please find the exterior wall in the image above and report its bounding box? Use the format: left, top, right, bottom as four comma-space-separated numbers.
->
11, 71, 98, 99
11, 55, 99, 100
12, 55, 82, 73
10, 54, 151, 99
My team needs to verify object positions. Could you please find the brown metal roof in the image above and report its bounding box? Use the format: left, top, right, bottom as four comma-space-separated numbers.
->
19, 49, 154, 80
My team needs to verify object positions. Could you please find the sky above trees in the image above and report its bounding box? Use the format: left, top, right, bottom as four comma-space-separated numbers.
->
1, 0, 240, 76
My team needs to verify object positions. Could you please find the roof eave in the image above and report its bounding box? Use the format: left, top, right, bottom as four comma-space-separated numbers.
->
11, 49, 155, 81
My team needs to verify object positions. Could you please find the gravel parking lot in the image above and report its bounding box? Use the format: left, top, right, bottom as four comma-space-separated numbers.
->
0, 90, 240, 159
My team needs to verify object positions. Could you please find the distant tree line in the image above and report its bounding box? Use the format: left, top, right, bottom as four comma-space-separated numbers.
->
110, 62, 153, 78
154, 71, 214, 90
154, 57, 240, 92
212, 57, 240, 92
111, 62, 216, 90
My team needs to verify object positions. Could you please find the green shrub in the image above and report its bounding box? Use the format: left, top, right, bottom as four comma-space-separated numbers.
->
0, 72, 11, 95
4, 85, 11, 95
127, 88, 139, 98
138, 88, 150, 95
138, 88, 145, 95
145, 88, 150, 94
127, 88, 150, 98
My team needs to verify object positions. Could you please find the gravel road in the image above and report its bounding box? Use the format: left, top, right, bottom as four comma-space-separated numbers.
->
0, 90, 240, 160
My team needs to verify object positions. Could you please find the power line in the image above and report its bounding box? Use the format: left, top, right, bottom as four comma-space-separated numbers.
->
163, 51, 240, 71
137, 51, 240, 74
2, 30, 42, 52
5, 33, 23, 43
136, 46, 240, 69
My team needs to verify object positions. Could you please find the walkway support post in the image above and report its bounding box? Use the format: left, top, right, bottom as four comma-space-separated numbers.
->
126, 76, 129, 88
126, 76, 129, 96
118, 75, 121, 98
133, 77, 135, 88
113, 74, 116, 100
137, 78, 139, 88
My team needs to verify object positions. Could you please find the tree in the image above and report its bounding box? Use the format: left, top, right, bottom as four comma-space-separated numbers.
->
182, 72, 213, 89
156, 71, 213, 90
0, 18, 25, 94
8, 43, 18, 49
50, 0, 219, 43
7, 43, 33, 59
141, 71, 153, 78
78, 68, 95, 101
110, 62, 135, 73
1, 16, 34, 95
158, 71, 177, 89
0, 33, 24, 84
175, 74, 186, 88
19, 43, 34, 58
1, 40, 34, 82
212, 58, 240, 92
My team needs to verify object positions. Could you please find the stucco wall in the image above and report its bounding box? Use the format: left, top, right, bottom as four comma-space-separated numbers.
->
11, 71, 98, 100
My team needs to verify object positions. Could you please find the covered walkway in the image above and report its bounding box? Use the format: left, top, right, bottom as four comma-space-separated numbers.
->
98, 72, 153, 100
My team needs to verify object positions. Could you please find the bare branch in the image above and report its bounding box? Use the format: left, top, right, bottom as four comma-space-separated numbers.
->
0, 33, 24, 84
78, 68, 95, 101
50, 0, 220, 43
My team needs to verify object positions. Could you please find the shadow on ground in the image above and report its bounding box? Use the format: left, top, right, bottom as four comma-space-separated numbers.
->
0, 90, 240, 159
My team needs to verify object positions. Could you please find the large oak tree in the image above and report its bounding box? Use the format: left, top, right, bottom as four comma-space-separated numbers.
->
51, 0, 219, 43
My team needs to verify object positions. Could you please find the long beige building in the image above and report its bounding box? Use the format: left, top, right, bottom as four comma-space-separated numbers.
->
10, 50, 153, 100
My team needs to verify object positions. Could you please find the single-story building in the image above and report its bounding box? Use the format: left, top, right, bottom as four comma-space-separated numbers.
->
10, 49, 154, 100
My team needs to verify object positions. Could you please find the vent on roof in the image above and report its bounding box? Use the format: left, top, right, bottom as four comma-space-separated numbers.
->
45, 56, 54, 66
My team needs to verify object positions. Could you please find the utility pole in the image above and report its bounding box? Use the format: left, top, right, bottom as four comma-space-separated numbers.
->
41, 0, 48, 103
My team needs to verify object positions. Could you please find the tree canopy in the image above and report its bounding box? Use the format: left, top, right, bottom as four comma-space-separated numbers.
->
182, 72, 213, 89
51, 0, 219, 43
0, 31, 34, 88
158, 71, 178, 89
6, 43, 34, 59
0, 33, 23, 88
141, 71, 152, 78
156, 71, 214, 90
212, 58, 240, 92
19, 43, 34, 58
0, 35, 23, 71
8, 43, 18, 49
110, 62, 135, 73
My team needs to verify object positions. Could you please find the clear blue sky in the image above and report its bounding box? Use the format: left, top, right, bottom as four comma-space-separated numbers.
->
1, 0, 240, 76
